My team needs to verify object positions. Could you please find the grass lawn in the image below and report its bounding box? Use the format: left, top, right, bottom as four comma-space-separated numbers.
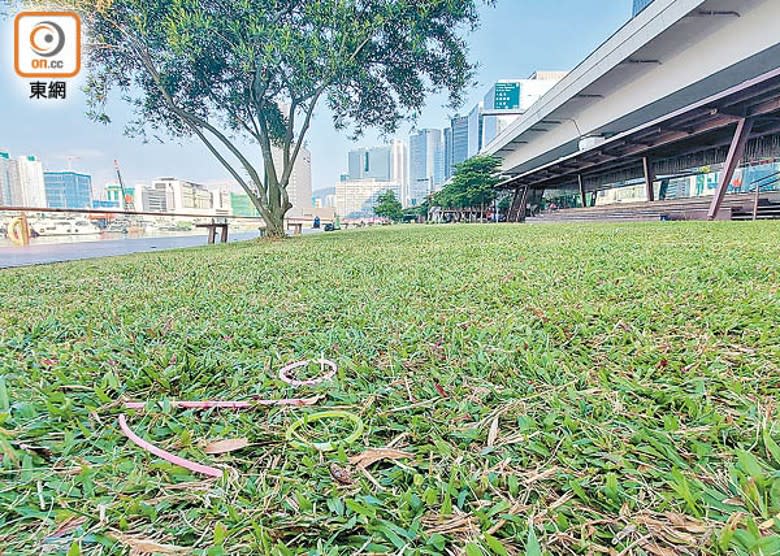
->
1, 222, 779, 555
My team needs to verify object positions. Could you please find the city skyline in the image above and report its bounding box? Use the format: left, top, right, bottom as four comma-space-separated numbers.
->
0, 2, 632, 195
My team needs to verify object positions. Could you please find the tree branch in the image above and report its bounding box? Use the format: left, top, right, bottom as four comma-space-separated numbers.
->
128, 40, 268, 204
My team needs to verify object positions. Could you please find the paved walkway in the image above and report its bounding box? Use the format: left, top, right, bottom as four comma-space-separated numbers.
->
0, 232, 267, 269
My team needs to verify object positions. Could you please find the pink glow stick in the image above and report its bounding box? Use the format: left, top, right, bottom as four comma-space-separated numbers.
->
118, 414, 223, 478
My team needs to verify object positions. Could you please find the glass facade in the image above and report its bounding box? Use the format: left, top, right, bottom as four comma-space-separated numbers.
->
347, 146, 392, 181
409, 129, 444, 206
44, 172, 93, 209
230, 193, 259, 217
632, 0, 654, 16
450, 116, 470, 175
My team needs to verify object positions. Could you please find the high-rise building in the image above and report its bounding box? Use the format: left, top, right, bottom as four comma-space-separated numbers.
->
481, 73, 566, 147
347, 146, 392, 181
444, 116, 469, 179
632, 0, 654, 16
390, 140, 409, 206
15, 155, 46, 207
409, 129, 444, 206
271, 145, 313, 217
43, 171, 93, 209
347, 142, 409, 207
0, 152, 19, 206
467, 103, 484, 159
444, 128, 453, 181
335, 178, 401, 218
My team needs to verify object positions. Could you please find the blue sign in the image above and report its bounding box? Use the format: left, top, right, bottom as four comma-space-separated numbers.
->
494, 83, 520, 110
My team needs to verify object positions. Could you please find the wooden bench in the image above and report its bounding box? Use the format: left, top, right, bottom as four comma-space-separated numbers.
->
286, 222, 303, 236
195, 221, 229, 244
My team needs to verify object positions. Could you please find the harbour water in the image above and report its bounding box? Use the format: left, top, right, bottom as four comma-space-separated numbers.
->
0, 231, 263, 269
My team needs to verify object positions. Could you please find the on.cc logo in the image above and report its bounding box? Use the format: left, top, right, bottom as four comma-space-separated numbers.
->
14, 11, 81, 78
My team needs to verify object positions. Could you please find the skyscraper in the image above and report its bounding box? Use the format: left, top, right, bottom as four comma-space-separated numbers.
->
15, 155, 46, 207
347, 142, 409, 206
409, 129, 444, 206
467, 103, 484, 159
347, 146, 392, 181
450, 116, 469, 176
389, 140, 409, 206
44, 172, 93, 209
272, 145, 313, 217
444, 128, 453, 181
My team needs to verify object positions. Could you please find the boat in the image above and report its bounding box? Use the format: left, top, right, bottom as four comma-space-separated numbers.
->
31, 218, 102, 236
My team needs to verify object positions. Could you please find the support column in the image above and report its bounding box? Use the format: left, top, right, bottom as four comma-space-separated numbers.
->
658, 179, 670, 201
578, 174, 587, 208
518, 186, 531, 223
508, 187, 521, 222
643, 157, 655, 202
708, 117, 754, 220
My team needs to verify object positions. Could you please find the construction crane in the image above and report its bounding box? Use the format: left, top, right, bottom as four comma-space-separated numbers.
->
114, 159, 135, 212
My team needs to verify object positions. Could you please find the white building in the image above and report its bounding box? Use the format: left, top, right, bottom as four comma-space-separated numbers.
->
135, 183, 168, 213
0, 152, 19, 206
150, 178, 214, 215
336, 178, 401, 218
211, 188, 233, 216
390, 140, 409, 207
15, 155, 47, 207
271, 145, 313, 218
346, 140, 409, 208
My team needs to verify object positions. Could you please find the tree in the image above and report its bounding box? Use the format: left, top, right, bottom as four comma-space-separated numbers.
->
66, 0, 492, 237
374, 190, 403, 222
432, 155, 502, 220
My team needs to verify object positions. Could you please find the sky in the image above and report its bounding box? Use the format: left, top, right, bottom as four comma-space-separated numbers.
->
0, 1, 632, 195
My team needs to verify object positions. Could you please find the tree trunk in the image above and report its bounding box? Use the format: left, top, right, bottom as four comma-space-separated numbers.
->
250, 168, 293, 239
265, 210, 286, 238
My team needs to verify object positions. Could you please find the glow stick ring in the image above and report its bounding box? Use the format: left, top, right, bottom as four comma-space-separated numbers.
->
278, 359, 337, 387
285, 410, 364, 452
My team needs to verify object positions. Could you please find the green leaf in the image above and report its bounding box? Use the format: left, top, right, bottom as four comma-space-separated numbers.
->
526, 526, 542, 556
763, 429, 780, 466
214, 521, 227, 545
484, 533, 509, 556
345, 499, 376, 519
737, 450, 765, 482
465, 542, 483, 556
0, 376, 9, 412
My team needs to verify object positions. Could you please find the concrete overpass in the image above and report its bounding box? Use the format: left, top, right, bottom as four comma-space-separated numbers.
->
487, 0, 780, 219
